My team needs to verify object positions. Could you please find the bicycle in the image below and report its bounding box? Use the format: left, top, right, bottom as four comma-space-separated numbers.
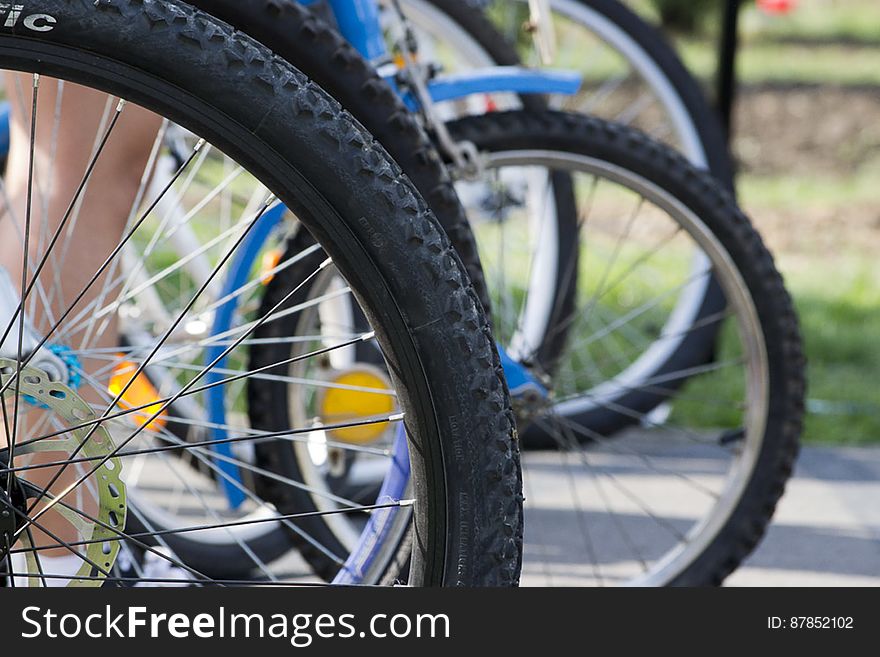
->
0, 0, 522, 587
194, 0, 804, 585
398, 0, 743, 439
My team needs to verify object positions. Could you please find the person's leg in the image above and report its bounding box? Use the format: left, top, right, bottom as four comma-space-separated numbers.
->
2, 76, 163, 331
0, 75, 161, 581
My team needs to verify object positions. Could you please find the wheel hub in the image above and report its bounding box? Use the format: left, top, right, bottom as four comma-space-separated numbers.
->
0, 474, 27, 547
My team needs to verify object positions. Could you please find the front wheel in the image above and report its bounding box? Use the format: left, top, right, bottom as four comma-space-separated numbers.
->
0, 0, 521, 587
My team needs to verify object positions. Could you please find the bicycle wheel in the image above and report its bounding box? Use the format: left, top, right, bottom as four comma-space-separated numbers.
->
0, 0, 521, 587
396, 0, 733, 437
250, 109, 805, 586
447, 110, 803, 585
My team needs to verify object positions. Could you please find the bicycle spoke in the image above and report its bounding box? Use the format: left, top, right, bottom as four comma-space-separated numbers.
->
4, 73, 41, 493
20, 194, 280, 522
0, 138, 209, 401
9, 499, 414, 556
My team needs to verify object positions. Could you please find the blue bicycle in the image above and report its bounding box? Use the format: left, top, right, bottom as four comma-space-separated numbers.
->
174, 0, 803, 586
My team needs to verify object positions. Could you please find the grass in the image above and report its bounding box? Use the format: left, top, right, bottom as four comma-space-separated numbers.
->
736, 0, 880, 45
619, 0, 880, 86
739, 165, 880, 444
782, 254, 880, 444
655, 0, 880, 444
739, 169, 880, 208
668, 251, 880, 445
626, 0, 880, 45
656, 161, 880, 444
677, 39, 880, 87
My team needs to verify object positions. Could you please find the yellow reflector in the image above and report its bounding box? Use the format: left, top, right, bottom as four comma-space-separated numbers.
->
319, 368, 394, 445
108, 357, 167, 432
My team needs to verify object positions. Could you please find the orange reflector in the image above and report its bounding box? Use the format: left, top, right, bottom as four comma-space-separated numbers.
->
108, 357, 167, 432
392, 52, 418, 69
260, 248, 283, 285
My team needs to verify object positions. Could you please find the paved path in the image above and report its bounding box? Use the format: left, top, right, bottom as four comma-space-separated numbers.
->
727, 445, 880, 586
516, 440, 880, 586
134, 441, 880, 586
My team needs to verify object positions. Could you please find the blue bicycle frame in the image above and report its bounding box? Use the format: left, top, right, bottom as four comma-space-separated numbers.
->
300, 0, 580, 100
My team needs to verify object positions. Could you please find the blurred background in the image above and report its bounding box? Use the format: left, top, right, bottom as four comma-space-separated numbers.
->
486, 0, 880, 584
637, 0, 880, 584
644, 0, 880, 445
473, 0, 879, 585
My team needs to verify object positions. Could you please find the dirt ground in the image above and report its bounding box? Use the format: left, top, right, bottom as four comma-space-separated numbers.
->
735, 84, 880, 176
733, 84, 880, 257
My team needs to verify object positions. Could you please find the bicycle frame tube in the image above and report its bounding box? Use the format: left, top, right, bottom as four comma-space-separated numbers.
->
299, 0, 582, 100
716, 0, 742, 140
0, 103, 8, 157
204, 202, 287, 509
299, 0, 388, 61
426, 67, 580, 104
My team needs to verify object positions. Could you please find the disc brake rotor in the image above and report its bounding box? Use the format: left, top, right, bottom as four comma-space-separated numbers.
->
0, 357, 126, 587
